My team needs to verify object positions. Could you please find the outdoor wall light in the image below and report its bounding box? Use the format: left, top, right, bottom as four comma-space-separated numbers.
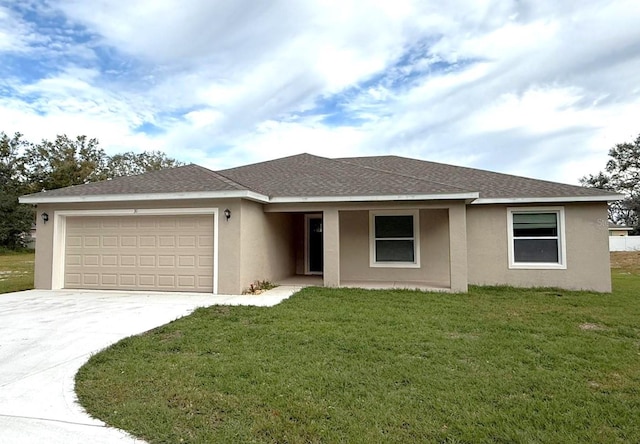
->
41, 212, 49, 224
224, 209, 231, 221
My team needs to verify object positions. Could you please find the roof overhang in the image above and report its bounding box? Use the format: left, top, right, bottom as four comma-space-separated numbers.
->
20, 191, 480, 205
471, 194, 624, 205
20, 190, 621, 206
269, 192, 480, 204
19, 190, 270, 204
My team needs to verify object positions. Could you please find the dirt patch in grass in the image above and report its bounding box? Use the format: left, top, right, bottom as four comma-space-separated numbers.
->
579, 322, 606, 331
610, 251, 640, 272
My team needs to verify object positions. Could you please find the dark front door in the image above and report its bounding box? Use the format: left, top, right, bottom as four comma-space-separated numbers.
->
308, 217, 323, 274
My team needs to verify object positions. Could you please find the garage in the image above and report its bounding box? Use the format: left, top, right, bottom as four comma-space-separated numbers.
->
63, 214, 215, 292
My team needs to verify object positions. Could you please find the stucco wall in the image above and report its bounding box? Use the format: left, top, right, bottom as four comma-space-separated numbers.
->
239, 200, 295, 290
32, 198, 243, 294
339, 209, 450, 287
467, 202, 612, 292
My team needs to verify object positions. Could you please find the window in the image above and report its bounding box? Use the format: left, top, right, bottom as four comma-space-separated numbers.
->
507, 207, 566, 269
370, 211, 420, 268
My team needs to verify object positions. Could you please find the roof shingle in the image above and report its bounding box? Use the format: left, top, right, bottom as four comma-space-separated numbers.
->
21, 153, 618, 203
22, 164, 247, 198
218, 153, 473, 197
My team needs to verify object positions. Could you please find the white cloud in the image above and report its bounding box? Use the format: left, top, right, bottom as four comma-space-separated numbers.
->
0, 0, 638, 185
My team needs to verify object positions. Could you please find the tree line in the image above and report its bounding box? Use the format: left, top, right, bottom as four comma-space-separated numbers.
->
0, 132, 182, 249
581, 133, 640, 235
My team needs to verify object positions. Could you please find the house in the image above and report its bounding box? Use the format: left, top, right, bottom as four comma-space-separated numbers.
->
19, 153, 622, 294
608, 223, 633, 236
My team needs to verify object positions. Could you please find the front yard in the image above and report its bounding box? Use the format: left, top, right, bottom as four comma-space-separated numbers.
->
0, 250, 34, 294
75, 257, 640, 443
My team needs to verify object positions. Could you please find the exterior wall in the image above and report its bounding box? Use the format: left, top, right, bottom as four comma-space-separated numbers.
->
467, 202, 612, 292
339, 209, 451, 287
239, 200, 295, 291
32, 198, 243, 294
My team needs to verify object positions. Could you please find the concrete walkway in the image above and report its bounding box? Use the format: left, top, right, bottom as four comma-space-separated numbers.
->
0, 287, 300, 444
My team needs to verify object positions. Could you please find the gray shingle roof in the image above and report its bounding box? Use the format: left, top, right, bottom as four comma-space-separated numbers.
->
218, 153, 473, 197
23, 164, 247, 198
21, 153, 618, 203
338, 155, 614, 200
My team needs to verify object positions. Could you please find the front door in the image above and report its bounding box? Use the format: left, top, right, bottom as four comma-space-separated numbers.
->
307, 216, 323, 274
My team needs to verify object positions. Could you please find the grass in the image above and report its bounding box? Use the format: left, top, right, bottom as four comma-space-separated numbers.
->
0, 249, 35, 294
76, 255, 640, 443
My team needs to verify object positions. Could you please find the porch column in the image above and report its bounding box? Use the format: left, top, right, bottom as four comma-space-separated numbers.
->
323, 208, 340, 287
448, 203, 469, 292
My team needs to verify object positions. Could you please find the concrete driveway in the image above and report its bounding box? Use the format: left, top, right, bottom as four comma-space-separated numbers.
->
0, 288, 297, 443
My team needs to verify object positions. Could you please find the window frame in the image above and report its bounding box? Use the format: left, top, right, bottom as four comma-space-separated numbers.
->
369, 210, 421, 268
507, 207, 567, 270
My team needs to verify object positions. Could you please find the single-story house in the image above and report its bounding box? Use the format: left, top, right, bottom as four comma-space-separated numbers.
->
608, 223, 633, 236
19, 153, 622, 294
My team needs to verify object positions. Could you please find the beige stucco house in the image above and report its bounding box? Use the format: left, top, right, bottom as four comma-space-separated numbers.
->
19, 154, 621, 294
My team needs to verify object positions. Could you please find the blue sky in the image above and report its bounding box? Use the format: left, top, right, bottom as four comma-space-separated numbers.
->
1, 0, 639, 183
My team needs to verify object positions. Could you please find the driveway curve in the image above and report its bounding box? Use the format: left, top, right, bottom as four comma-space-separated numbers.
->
0, 288, 296, 443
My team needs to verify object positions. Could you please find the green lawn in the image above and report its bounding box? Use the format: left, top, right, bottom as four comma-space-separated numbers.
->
76, 269, 640, 443
0, 250, 35, 294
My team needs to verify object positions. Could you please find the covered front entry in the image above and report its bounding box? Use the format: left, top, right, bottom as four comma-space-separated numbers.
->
268, 204, 468, 292
63, 214, 214, 292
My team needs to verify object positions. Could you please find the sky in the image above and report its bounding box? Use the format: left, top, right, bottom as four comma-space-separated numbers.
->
1, 0, 639, 184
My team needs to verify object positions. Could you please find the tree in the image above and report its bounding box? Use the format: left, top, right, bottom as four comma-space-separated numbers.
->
21, 136, 184, 191
0, 133, 33, 248
21, 135, 107, 194
581, 133, 640, 234
104, 151, 183, 179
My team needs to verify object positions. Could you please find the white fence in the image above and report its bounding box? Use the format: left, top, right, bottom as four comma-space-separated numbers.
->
610, 236, 640, 251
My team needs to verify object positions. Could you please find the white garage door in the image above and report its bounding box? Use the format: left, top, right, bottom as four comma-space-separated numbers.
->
64, 214, 214, 292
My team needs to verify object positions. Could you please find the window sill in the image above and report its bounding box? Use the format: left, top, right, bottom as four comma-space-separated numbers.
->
370, 262, 421, 269
508, 262, 566, 270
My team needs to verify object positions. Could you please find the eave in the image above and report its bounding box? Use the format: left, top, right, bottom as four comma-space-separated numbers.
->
19, 190, 270, 204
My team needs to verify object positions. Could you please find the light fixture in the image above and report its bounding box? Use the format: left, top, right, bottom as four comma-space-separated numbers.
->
41, 212, 49, 224
224, 209, 231, 220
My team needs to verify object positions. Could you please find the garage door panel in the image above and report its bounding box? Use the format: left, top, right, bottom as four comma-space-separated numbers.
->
139, 236, 156, 247
66, 273, 81, 285
199, 256, 213, 267
120, 236, 137, 247
66, 255, 82, 266
159, 219, 177, 229
64, 214, 214, 292
119, 275, 136, 286
137, 219, 155, 229
120, 255, 136, 267
178, 235, 196, 247
83, 255, 99, 266
101, 274, 117, 285
139, 275, 156, 286
103, 236, 118, 247
84, 236, 100, 247
102, 255, 118, 266
120, 220, 137, 229
67, 236, 82, 247
158, 256, 175, 267
102, 219, 119, 228
82, 274, 99, 286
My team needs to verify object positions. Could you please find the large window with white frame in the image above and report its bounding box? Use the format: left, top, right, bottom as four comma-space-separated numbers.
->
507, 207, 566, 269
369, 210, 420, 268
